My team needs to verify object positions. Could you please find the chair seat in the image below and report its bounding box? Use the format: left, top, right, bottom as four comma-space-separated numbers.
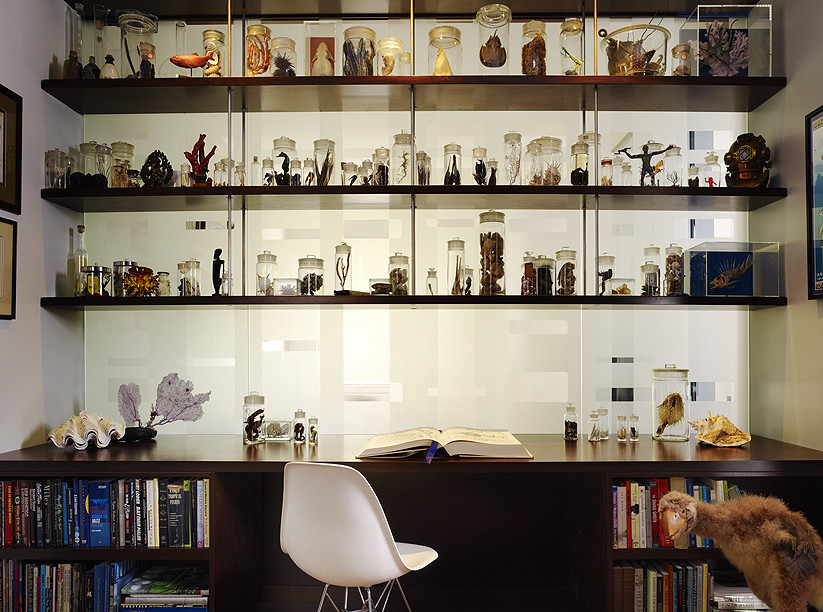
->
396, 542, 438, 572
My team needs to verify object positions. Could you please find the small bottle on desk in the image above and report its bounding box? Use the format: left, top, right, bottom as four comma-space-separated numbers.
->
587, 410, 600, 443
598, 407, 610, 441
563, 403, 578, 442
629, 414, 640, 442
616, 414, 627, 443
293, 409, 307, 444
308, 417, 319, 445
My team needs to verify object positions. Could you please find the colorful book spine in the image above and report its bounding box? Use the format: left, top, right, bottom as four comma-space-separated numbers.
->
196, 479, 205, 548
157, 479, 169, 548
88, 481, 111, 548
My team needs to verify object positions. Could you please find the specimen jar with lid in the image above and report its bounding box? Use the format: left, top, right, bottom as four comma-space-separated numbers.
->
334, 243, 352, 294
246, 24, 272, 76
272, 37, 297, 76
476, 4, 512, 73
600, 158, 613, 186
343, 26, 376, 76
298, 255, 324, 295
272, 137, 297, 185
472, 147, 488, 185
579, 131, 601, 168
447, 238, 466, 295
521, 251, 537, 296
702, 152, 722, 187
598, 253, 615, 296
359, 160, 373, 185
570, 140, 588, 186
235, 162, 246, 186
444, 143, 462, 186
414, 152, 426, 184
113, 260, 137, 297
111, 141, 134, 188
688, 165, 700, 187
305, 20, 336, 76
525, 142, 543, 185
536, 255, 554, 295
243, 392, 265, 445
262, 157, 274, 186
587, 410, 600, 442
256, 251, 277, 296
156, 271, 171, 296
303, 158, 316, 186
535, 137, 562, 185
616, 414, 627, 442
620, 162, 633, 186
487, 159, 497, 185
426, 268, 438, 295
479, 210, 505, 295
118, 10, 158, 78
289, 159, 302, 185
664, 146, 683, 186
80, 141, 98, 175
377, 37, 403, 76
651, 365, 690, 441
374, 147, 390, 186
671, 43, 692, 76
564, 403, 578, 441
202, 29, 225, 76
645, 141, 665, 186
45, 149, 69, 189
342, 162, 357, 186
72, 225, 87, 296
629, 414, 640, 442
94, 143, 112, 185
560, 18, 584, 75
392, 132, 413, 185
555, 247, 577, 296
598, 407, 610, 440
521, 20, 546, 75
81, 265, 111, 297
641, 260, 660, 296
293, 409, 307, 443
308, 417, 319, 445
503, 132, 521, 185
184, 258, 201, 296
388, 253, 410, 296
313, 139, 335, 186
664, 243, 684, 296
429, 26, 461, 75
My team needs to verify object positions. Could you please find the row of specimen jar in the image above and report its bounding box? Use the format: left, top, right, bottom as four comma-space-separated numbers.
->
519, 249, 576, 296
595, 244, 684, 297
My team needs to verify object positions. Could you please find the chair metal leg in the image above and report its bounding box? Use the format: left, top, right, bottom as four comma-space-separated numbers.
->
394, 578, 413, 612
317, 584, 342, 612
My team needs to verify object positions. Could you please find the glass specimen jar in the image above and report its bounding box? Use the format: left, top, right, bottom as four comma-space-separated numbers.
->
111, 141, 134, 188
263, 418, 291, 442
664, 243, 684, 296
535, 137, 562, 185
521, 251, 537, 296
305, 20, 336, 76
580, 131, 601, 167
426, 268, 438, 295
447, 238, 466, 295
476, 3, 512, 73
644, 243, 661, 273
374, 147, 390, 186
118, 11, 158, 78
272, 36, 297, 76
472, 147, 488, 185
377, 37, 403, 76
536, 255, 554, 296
334, 242, 352, 294
462, 265, 474, 294
298, 255, 325, 295
272, 137, 297, 185
262, 157, 274, 186
671, 43, 692, 76
303, 158, 316, 186
79, 141, 98, 175
645, 141, 664, 186
598, 407, 610, 440
293, 409, 307, 443
256, 251, 277, 296
72, 226, 87, 296
392, 132, 413, 185
64, 3, 83, 79
429, 26, 461, 76
560, 18, 584, 75
399, 52, 411, 75
81, 265, 111, 297
343, 26, 376, 76
503, 132, 521, 185
246, 24, 272, 76
652, 365, 690, 441
156, 271, 171, 296
202, 29, 225, 77
45, 149, 69, 189
525, 142, 543, 185
641, 260, 660, 296
555, 247, 577, 296
620, 162, 633, 186
274, 278, 299, 296
479, 210, 506, 295
359, 160, 373, 186
487, 159, 498, 185
213, 161, 225, 187
570, 140, 588, 186
342, 161, 358, 186
521, 20, 546, 75
388, 253, 410, 296
94, 143, 112, 185
235, 162, 246, 186
243, 392, 265, 444
184, 258, 201, 296
702, 152, 722, 188
370, 278, 391, 295
176, 262, 186, 296
249, 156, 261, 186
599, 24, 670, 76
444, 143, 462, 186
564, 403, 578, 441
313, 139, 336, 186
629, 414, 640, 442
598, 253, 615, 296
688, 165, 700, 187
616, 414, 627, 442
113, 260, 137, 297
587, 410, 600, 442
664, 146, 682, 186
600, 158, 613, 186
308, 416, 319, 445
289, 158, 302, 186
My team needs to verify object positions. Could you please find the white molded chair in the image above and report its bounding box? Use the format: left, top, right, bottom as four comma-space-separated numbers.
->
280, 461, 438, 612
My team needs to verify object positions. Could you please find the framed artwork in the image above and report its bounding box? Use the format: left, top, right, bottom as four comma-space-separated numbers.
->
0, 83, 21, 215
0, 216, 16, 319
806, 103, 823, 299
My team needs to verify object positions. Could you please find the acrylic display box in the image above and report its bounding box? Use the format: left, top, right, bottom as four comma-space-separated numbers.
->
685, 241, 780, 297
681, 4, 772, 77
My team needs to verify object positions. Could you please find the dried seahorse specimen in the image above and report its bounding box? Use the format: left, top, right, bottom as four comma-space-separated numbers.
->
655, 392, 685, 436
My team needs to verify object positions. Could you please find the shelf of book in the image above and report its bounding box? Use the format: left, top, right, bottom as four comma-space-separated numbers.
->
611, 548, 724, 561
0, 547, 209, 561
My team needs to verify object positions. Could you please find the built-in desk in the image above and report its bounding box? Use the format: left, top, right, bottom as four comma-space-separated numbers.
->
2, 434, 822, 611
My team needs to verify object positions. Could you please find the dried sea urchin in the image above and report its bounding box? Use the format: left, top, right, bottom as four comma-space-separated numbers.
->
272, 52, 296, 77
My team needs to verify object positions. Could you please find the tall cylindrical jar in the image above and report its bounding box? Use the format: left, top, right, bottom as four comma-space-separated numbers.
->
535, 137, 562, 185
246, 24, 272, 76
536, 254, 554, 296
392, 132, 413, 185
688, 165, 700, 187
629, 414, 640, 442
94, 143, 112, 184
429, 26, 462, 75
80, 141, 98, 175
243, 392, 265, 445
479, 210, 506, 295
271, 36, 297, 76
641, 261, 660, 296
313, 139, 336, 186
342, 162, 357, 186
289, 158, 302, 185
447, 238, 466, 296
118, 11, 158, 78
646, 141, 664, 186
256, 251, 277, 296
426, 268, 438, 295
702, 152, 722, 187
521, 251, 537, 296
664, 244, 684, 296
156, 271, 171, 296
652, 365, 690, 441
503, 132, 521, 185
388, 253, 410, 296
616, 414, 628, 442
487, 159, 498, 185
521, 20, 546, 75
598, 253, 615, 296
298, 255, 324, 295
308, 416, 319, 445
555, 247, 577, 296
416, 152, 429, 186
184, 258, 201, 296
564, 403, 578, 441
303, 158, 316, 186
343, 26, 376, 76
570, 140, 589, 185
587, 409, 600, 442
360, 160, 373, 185
374, 147, 390, 186
262, 157, 275, 186
620, 162, 633, 186
293, 409, 307, 443
334, 243, 352, 293
272, 137, 298, 185
664, 146, 683, 186
598, 407, 610, 441
444, 143, 462, 186
560, 18, 584, 75
113, 260, 137, 297
525, 142, 543, 185
45, 149, 69, 189
600, 158, 613, 186
472, 147, 488, 185
377, 37, 403, 76
202, 29, 225, 77
111, 142, 134, 188
476, 4, 512, 73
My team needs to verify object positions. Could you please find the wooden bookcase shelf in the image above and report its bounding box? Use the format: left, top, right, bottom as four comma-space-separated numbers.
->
0, 547, 210, 561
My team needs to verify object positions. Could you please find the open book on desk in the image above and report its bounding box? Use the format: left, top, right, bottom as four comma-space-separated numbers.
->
356, 427, 533, 459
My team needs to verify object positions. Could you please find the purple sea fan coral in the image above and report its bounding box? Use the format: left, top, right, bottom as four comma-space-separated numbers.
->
118, 383, 143, 427
116, 372, 211, 429
699, 20, 752, 77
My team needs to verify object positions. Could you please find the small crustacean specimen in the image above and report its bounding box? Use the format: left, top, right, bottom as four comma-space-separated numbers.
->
272, 52, 296, 77
381, 52, 395, 76
311, 42, 334, 76
710, 255, 753, 290
479, 29, 507, 67
655, 392, 685, 436
171, 52, 215, 69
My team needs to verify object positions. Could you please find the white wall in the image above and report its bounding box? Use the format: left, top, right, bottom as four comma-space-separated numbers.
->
0, 0, 84, 452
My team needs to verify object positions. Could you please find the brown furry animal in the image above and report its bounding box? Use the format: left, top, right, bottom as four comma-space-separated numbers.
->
659, 490, 823, 612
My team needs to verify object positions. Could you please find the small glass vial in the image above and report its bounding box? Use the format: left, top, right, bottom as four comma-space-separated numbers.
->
45, 149, 69, 189
536, 255, 554, 296
564, 403, 578, 441
629, 414, 640, 442
535, 137, 562, 186
298, 255, 324, 296
671, 43, 692, 77
262, 157, 275, 186
416, 152, 429, 186
600, 158, 613, 186
688, 165, 700, 187
652, 365, 690, 442
246, 24, 272, 76
177, 262, 187, 296
598, 407, 610, 441
80, 140, 98, 175
392, 132, 413, 185
184, 258, 201, 296
73, 225, 88, 297
250, 156, 261, 186
94, 143, 112, 185
702, 152, 722, 188
426, 268, 438, 295
399, 52, 411, 75
643, 244, 661, 270
374, 147, 390, 186
444, 143, 462, 186
487, 159, 498, 185
462, 265, 474, 295
447, 238, 466, 296
256, 251, 277, 296
521, 251, 537, 296
213, 161, 225, 187
271, 36, 297, 76
429, 26, 461, 76
289, 158, 302, 186
479, 210, 506, 295
472, 147, 488, 186
358, 161, 372, 186
560, 18, 584, 75
570, 140, 588, 185
334, 242, 352, 293
598, 253, 615, 296
179, 164, 192, 187
341, 161, 357, 186
293, 409, 307, 443
243, 392, 266, 444
525, 142, 543, 185
313, 139, 335, 186
476, 3, 512, 73
202, 29, 225, 77
343, 26, 376, 76
113, 260, 137, 298
616, 414, 628, 442
308, 417, 319, 445
641, 261, 660, 296
620, 162, 633, 186
664, 146, 682, 186
587, 409, 600, 442
664, 243, 684, 296
235, 162, 246, 187
377, 36, 403, 76
156, 271, 171, 296
555, 247, 577, 296
111, 141, 134, 188
389, 253, 410, 296
303, 158, 316, 186
521, 20, 546, 76
503, 132, 521, 185
272, 137, 298, 185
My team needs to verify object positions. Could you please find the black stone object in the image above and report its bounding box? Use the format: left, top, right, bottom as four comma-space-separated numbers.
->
120, 426, 158, 442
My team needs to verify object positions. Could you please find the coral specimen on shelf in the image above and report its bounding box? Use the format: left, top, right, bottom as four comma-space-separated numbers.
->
48, 411, 126, 450
118, 373, 211, 429
184, 134, 217, 185
699, 20, 752, 77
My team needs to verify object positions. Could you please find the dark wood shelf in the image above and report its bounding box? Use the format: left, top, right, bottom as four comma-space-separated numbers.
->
611, 548, 725, 561
0, 546, 209, 561
41, 75, 786, 115
41, 185, 787, 213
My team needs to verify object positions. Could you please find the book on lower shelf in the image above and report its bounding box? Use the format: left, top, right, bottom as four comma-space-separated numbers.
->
613, 559, 712, 612
355, 427, 533, 459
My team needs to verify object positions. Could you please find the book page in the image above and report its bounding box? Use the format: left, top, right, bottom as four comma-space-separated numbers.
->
356, 427, 442, 457
439, 427, 519, 446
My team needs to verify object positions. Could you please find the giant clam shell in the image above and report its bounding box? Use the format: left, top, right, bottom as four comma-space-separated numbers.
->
48, 410, 126, 450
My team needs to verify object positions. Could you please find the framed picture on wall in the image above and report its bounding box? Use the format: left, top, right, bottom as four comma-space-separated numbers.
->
0, 83, 21, 215
0, 216, 16, 319
807, 103, 823, 299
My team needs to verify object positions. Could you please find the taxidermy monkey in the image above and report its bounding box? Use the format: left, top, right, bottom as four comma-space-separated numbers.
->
659, 490, 823, 612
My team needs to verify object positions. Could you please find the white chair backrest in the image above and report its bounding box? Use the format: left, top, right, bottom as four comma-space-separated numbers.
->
280, 462, 409, 588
